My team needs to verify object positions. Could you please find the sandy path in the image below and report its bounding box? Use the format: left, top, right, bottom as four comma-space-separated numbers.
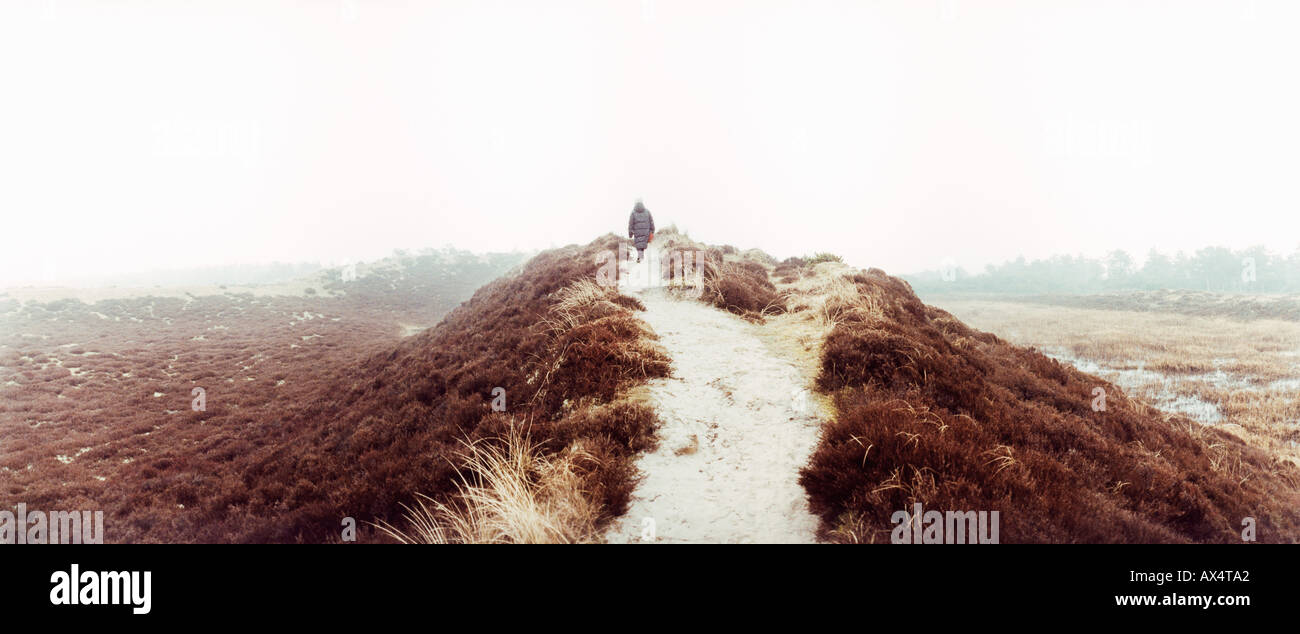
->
607, 249, 822, 543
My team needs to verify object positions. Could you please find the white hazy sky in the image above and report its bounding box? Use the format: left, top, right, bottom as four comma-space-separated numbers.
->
3, 0, 1299, 286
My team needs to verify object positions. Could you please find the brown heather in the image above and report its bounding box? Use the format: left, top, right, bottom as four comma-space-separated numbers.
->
217, 235, 669, 542
1, 252, 527, 542
654, 228, 787, 321
0, 238, 668, 542
793, 267, 1300, 543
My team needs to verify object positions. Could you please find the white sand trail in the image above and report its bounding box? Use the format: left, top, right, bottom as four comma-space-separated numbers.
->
607, 248, 822, 543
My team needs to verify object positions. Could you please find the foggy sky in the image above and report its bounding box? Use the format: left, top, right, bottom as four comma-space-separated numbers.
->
3, 0, 1298, 287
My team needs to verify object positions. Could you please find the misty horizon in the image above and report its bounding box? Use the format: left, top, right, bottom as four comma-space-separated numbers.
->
7, 236, 1300, 293
5, 0, 1300, 287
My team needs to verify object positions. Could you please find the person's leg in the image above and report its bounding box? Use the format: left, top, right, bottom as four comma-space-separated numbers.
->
636, 247, 644, 263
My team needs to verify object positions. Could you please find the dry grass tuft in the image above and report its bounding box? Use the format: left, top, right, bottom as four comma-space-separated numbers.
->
376, 425, 602, 544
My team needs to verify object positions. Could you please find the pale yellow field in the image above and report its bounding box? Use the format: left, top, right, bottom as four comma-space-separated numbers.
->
928, 298, 1300, 468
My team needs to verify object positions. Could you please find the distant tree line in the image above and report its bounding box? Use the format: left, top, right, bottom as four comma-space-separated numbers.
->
906, 245, 1300, 294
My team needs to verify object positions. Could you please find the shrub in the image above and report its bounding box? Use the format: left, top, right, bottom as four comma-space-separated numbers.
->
651, 234, 787, 320
773, 257, 809, 284
806, 252, 843, 265
702, 261, 786, 319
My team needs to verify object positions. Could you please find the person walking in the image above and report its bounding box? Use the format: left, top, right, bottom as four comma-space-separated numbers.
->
627, 200, 655, 263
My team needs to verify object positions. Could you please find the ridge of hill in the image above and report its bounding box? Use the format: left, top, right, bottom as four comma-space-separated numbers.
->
789, 266, 1300, 542
0, 247, 529, 542
7, 232, 1295, 543
205, 235, 669, 542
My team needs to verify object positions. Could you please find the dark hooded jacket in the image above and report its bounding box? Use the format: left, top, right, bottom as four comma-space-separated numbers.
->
628, 202, 655, 249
